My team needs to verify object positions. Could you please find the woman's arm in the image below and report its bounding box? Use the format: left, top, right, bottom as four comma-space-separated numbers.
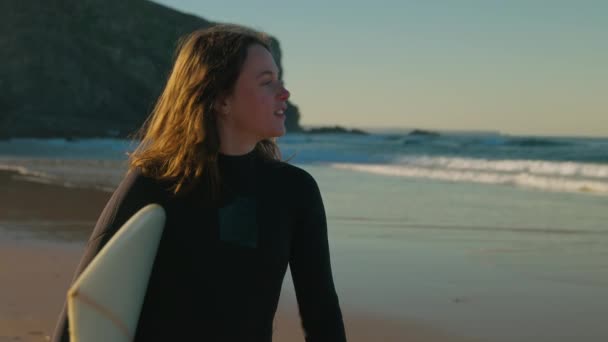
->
289, 170, 347, 342
50, 170, 164, 342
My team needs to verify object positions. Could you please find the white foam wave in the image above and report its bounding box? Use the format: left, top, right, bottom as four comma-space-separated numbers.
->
395, 156, 608, 179
0, 157, 127, 192
330, 163, 608, 195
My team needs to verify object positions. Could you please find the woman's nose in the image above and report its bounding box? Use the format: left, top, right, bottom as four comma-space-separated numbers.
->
277, 86, 290, 101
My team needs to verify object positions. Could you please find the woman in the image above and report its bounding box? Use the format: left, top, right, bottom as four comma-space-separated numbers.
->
52, 24, 347, 341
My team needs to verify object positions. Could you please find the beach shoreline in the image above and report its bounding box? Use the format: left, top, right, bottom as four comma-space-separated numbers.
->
0, 170, 479, 342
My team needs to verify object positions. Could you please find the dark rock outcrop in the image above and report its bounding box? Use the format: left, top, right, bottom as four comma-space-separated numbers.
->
408, 129, 440, 137
305, 126, 368, 135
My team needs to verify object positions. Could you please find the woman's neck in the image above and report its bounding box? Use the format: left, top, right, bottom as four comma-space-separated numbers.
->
218, 143, 256, 156
216, 119, 259, 156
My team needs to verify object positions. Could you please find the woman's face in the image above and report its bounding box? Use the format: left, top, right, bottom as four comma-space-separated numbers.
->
220, 44, 291, 143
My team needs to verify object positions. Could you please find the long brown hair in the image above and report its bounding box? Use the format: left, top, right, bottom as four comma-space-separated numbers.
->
128, 24, 282, 203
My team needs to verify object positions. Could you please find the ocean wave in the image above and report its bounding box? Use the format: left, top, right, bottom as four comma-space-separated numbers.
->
0, 157, 126, 192
394, 156, 608, 179
330, 163, 608, 195
0, 138, 134, 159
501, 137, 571, 147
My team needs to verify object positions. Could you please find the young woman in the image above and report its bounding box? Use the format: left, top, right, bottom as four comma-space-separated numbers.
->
52, 24, 347, 341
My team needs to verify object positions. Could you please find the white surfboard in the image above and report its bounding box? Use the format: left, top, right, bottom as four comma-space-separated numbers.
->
67, 203, 166, 342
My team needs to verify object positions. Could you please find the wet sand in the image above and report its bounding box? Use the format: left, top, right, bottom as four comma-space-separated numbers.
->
0, 170, 477, 341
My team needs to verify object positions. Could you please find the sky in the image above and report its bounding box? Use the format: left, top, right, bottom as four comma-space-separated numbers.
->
151, 0, 607, 137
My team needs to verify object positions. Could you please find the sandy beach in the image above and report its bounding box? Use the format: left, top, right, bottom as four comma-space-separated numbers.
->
0, 170, 478, 342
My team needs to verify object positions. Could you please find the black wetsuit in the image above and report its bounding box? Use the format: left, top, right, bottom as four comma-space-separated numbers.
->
51, 150, 347, 342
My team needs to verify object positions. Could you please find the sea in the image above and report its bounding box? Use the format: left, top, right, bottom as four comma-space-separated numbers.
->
1, 131, 607, 341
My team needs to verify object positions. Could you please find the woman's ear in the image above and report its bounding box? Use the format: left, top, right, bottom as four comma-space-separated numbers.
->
215, 94, 232, 117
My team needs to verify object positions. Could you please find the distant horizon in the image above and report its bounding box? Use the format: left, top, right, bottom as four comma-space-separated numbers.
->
300, 123, 606, 139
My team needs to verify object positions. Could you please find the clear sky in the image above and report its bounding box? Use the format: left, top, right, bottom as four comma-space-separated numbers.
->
151, 0, 607, 137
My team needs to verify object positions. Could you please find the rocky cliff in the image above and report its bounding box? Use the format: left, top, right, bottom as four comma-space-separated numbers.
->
0, 0, 302, 139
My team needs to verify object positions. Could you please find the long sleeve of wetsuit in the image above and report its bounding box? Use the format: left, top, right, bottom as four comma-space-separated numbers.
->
50, 171, 163, 342
289, 172, 347, 342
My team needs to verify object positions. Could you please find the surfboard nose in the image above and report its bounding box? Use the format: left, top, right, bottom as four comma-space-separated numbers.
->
67, 204, 166, 342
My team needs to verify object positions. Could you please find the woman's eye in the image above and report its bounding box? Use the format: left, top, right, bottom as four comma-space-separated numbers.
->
261, 79, 284, 90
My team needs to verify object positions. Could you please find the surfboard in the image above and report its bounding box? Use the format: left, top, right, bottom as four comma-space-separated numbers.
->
67, 203, 166, 342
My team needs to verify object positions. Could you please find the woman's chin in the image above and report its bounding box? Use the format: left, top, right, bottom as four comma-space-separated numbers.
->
268, 126, 286, 138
